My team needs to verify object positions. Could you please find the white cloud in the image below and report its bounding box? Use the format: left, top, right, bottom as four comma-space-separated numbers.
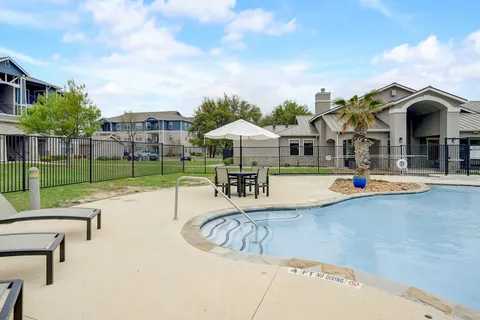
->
226, 9, 296, 37
83, 0, 202, 62
466, 29, 480, 55
373, 35, 454, 65
209, 48, 222, 56
0, 8, 78, 29
366, 31, 480, 97
222, 9, 296, 49
83, 0, 148, 36
356, 0, 391, 17
150, 0, 236, 23
62, 32, 86, 43
0, 47, 46, 66
52, 53, 62, 61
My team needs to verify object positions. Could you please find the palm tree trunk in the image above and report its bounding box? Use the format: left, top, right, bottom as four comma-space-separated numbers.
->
353, 129, 373, 181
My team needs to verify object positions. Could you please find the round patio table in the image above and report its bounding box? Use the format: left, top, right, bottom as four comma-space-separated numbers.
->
227, 172, 257, 197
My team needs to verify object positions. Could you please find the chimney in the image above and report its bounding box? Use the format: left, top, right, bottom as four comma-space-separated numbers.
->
315, 88, 331, 115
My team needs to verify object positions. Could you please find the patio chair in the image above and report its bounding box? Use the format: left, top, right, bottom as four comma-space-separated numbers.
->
0, 194, 101, 241
0, 233, 65, 285
245, 167, 270, 198
214, 167, 237, 198
0, 279, 23, 320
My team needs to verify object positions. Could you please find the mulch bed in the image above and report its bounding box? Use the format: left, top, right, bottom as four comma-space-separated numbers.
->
329, 178, 421, 195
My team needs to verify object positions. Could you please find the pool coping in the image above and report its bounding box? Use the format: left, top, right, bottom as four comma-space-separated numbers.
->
181, 183, 480, 320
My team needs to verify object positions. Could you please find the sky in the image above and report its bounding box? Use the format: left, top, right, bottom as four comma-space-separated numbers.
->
1, 0, 480, 117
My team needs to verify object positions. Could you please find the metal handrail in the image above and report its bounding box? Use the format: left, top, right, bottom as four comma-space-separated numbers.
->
174, 176, 259, 242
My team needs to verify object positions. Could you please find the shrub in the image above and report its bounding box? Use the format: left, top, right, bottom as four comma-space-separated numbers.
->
96, 156, 110, 161
251, 160, 258, 167
122, 156, 129, 161
40, 156, 51, 162
165, 153, 175, 157
111, 156, 122, 160
51, 155, 66, 161
284, 163, 291, 167
223, 157, 233, 165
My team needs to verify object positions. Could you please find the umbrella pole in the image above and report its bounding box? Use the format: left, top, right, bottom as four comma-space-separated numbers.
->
240, 136, 243, 171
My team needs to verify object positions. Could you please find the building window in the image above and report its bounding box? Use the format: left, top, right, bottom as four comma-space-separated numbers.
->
184, 122, 188, 129
168, 122, 173, 130
289, 140, 299, 156
135, 122, 144, 130
169, 134, 173, 141
135, 136, 142, 142
304, 140, 314, 156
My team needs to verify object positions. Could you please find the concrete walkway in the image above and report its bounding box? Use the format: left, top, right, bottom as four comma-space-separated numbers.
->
0, 175, 478, 320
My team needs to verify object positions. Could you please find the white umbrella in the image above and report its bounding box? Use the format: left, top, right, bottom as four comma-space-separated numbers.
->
205, 119, 280, 170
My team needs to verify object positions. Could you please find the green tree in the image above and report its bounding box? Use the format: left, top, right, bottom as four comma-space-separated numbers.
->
18, 79, 101, 167
189, 93, 262, 157
334, 90, 383, 181
120, 110, 139, 142
261, 100, 312, 126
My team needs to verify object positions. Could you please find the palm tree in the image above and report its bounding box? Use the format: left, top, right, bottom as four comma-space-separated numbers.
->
334, 91, 383, 181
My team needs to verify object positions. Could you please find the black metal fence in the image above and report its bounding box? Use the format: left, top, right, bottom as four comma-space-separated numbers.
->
1, 134, 479, 193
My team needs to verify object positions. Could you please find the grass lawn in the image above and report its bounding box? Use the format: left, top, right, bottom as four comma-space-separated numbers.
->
0, 158, 223, 193
4, 172, 214, 212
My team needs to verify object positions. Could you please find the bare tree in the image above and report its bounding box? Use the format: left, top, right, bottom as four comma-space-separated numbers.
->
120, 110, 139, 142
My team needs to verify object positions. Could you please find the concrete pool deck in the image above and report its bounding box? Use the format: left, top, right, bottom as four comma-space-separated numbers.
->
0, 175, 479, 320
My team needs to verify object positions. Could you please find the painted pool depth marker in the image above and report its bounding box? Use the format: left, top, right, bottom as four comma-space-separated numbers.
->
287, 268, 363, 289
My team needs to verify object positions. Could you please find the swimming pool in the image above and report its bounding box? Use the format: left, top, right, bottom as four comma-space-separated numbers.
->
201, 186, 480, 311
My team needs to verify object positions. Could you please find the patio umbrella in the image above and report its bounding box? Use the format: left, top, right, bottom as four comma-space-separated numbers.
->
205, 119, 280, 171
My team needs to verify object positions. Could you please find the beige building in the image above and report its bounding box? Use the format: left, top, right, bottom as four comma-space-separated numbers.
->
235, 83, 480, 169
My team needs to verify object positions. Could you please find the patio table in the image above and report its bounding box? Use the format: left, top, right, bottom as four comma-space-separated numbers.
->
228, 172, 257, 197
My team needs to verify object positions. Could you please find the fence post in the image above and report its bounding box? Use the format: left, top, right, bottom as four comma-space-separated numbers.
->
89, 138, 93, 183
131, 140, 135, 178
182, 145, 185, 173
466, 137, 471, 176
204, 147, 207, 174
444, 137, 449, 175
22, 135, 26, 192
317, 145, 320, 174
29, 167, 40, 210
161, 143, 164, 175
278, 146, 281, 174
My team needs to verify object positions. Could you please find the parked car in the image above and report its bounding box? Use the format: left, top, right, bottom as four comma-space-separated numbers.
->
180, 153, 192, 161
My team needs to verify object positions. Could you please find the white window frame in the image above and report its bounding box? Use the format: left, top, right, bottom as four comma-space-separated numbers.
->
289, 139, 300, 156
303, 139, 314, 156
168, 122, 173, 130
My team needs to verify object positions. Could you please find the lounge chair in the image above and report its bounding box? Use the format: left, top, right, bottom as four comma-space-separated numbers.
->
0, 194, 101, 240
0, 233, 65, 285
0, 279, 23, 320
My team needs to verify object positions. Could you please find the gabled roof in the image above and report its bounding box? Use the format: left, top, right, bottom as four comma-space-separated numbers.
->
322, 114, 389, 133
0, 57, 29, 76
104, 111, 194, 122
460, 101, 480, 114
388, 86, 468, 105
374, 82, 417, 94
309, 82, 417, 123
274, 115, 318, 136
459, 113, 480, 131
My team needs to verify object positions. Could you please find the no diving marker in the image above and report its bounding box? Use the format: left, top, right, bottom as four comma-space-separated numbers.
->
287, 268, 363, 289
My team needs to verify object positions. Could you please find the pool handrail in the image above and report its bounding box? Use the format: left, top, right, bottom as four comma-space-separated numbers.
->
174, 176, 259, 234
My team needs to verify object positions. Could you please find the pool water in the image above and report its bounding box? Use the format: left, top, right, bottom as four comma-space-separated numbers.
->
201, 186, 480, 310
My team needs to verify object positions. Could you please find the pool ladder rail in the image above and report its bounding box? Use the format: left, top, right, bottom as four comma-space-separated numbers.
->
173, 176, 259, 243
